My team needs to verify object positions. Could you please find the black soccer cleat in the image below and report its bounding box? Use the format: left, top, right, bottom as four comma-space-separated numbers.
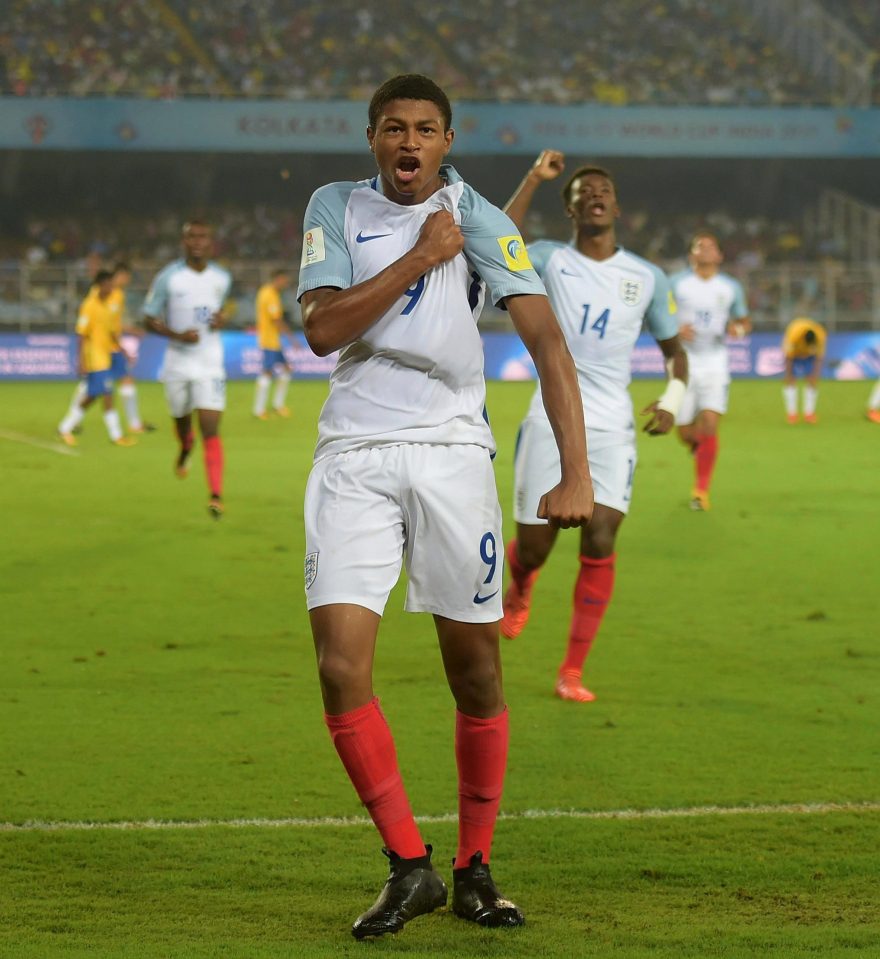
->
208, 495, 224, 519
351, 845, 447, 940
452, 851, 525, 928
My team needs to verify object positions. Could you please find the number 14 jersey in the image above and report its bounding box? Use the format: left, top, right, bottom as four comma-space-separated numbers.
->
525, 241, 678, 435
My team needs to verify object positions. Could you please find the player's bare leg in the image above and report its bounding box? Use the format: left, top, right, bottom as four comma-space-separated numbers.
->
173, 414, 194, 477
198, 409, 224, 518
556, 507, 622, 703
311, 605, 443, 938
677, 423, 699, 454
500, 524, 557, 639
436, 617, 524, 927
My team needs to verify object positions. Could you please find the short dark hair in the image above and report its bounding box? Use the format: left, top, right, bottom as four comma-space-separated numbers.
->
368, 74, 452, 132
804, 328, 817, 345
690, 230, 720, 251
112, 261, 131, 274
182, 218, 210, 235
562, 165, 614, 206
271, 268, 290, 279
93, 269, 114, 284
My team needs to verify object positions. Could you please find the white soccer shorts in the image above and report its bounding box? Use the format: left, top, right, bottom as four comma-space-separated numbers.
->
676, 366, 730, 424
513, 416, 636, 522
163, 377, 227, 418
304, 443, 504, 622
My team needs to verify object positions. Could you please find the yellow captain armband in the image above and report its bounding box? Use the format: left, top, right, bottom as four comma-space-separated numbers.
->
656, 378, 687, 417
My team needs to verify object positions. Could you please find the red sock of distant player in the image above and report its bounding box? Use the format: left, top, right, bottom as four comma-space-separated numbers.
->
506, 538, 540, 592
454, 707, 508, 868
325, 697, 425, 860
694, 434, 719, 493
203, 435, 224, 498
562, 554, 616, 674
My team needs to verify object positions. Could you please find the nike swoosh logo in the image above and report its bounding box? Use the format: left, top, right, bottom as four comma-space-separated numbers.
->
561, 268, 580, 277
473, 590, 500, 605
356, 231, 392, 243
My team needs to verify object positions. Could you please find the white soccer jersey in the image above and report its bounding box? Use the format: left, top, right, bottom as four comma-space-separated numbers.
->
670, 269, 747, 376
142, 260, 232, 380
524, 242, 678, 434
297, 165, 545, 460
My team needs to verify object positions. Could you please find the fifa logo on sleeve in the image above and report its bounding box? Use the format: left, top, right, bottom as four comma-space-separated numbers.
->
497, 235, 533, 272
301, 227, 326, 267
304, 552, 319, 589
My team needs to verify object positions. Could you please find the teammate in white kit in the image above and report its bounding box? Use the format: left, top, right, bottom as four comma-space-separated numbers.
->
297, 76, 593, 940
670, 232, 750, 511
142, 221, 232, 519
499, 149, 688, 703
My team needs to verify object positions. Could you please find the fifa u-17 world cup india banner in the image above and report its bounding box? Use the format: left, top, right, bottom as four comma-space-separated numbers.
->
1, 332, 879, 381
4, 98, 880, 158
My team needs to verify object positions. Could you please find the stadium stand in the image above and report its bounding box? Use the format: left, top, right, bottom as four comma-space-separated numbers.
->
0, 0, 855, 104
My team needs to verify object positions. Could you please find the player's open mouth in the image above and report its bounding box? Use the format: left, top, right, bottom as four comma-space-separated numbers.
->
396, 156, 421, 184
589, 202, 606, 215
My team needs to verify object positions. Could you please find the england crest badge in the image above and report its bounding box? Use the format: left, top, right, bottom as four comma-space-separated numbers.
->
304, 552, 319, 589
619, 278, 643, 306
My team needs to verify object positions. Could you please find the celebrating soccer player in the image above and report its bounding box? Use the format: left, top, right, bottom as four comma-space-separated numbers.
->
671, 232, 751, 510
142, 221, 231, 518
499, 149, 688, 703
297, 76, 593, 939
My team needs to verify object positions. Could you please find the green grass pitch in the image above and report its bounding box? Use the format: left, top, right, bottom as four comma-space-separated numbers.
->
0, 378, 878, 958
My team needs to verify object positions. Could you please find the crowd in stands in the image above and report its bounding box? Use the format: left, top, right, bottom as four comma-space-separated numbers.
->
7, 202, 822, 275
0, 0, 851, 105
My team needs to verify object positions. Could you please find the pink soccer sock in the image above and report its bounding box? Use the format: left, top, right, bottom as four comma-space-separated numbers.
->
325, 697, 425, 859
203, 435, 224, 498
562, 554, 616, 674
454, 707, 509, 868
506, 538, 540, 592
694, 434, 719, 493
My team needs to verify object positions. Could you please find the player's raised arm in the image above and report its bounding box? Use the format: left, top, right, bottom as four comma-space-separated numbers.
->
301, 210, 462, 357
503, 150, 565, 235
505, 293, 593, 528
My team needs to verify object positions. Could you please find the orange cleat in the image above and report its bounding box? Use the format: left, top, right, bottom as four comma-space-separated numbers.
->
786, 413, 799, 424
254, 412, 269, 421
500, 581, 533, 640
58, 431, 77, 447
555, 669, 596, 703
112, 436, 137, 447
689, 489, 710, 512
867, 409, 880, 424
804, 413, 818, 424
274, 406, 291, 418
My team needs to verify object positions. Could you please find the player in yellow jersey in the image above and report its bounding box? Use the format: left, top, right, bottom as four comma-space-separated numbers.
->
782, 317, 826, 424
62, 263, 155, 434
57, 270, 136, 446
252, 269, 293, 419
106, 263, 156, 434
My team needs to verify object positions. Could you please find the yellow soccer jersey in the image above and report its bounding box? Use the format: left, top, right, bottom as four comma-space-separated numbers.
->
88, 284, 126, 337
75, 294, 117, 372
783, 317, 827, 358
256, 283, 284, 350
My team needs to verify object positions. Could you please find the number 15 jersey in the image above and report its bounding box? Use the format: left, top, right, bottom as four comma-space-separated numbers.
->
297, 164, 545, 461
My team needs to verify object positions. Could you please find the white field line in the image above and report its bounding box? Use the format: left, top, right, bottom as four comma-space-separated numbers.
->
0, 427, 79, 456
1, 800, 877, 834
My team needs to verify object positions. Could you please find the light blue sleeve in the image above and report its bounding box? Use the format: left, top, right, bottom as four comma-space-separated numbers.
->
296, 182, 357, 301
728, 276, 749, 319
458, 184, 546, 306
525, 240, 560, 280
644, 263, 680, 341
142, 262, 179, 318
